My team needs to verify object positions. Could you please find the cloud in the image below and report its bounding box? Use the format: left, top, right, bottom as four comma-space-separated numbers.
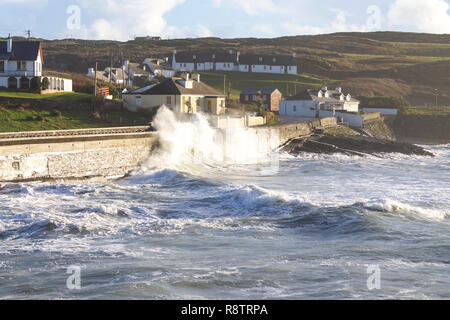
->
212, 0, 278, 16
282, 8, 368, 36
387, 0, 450, 33
66, 0, 212, 40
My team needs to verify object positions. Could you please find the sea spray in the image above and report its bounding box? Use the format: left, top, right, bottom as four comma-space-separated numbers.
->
139, 107, 280, 173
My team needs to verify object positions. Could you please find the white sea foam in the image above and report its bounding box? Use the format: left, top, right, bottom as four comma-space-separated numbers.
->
364, 198, 449, 221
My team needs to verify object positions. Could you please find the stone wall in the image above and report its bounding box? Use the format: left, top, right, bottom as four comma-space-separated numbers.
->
0, 133, 158, 183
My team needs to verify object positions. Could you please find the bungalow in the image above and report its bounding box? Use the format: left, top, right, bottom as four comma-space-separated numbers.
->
238, 53, 297, 75
240, 88, 282, 112
0, 35, 72, 91
171, 50, 298, 75
122, 73, 226, 115
279, 87, 360, 118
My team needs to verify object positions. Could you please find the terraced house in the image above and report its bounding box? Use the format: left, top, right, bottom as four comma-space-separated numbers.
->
172, 50, 298, 75
0, 35, 72, 92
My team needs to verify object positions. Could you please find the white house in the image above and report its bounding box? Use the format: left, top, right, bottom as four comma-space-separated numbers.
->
280, 87, 360, 118
123, 73, 226, 115
171, 50, 298, 75
0, 35, 72, 91
142, 58, 176, 78
87, 66, 130, 86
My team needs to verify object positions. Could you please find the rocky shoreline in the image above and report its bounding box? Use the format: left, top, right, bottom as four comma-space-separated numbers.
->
281, 135, 435, 157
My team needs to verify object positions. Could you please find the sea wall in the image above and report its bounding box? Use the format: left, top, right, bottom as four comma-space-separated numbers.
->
0, 119, 321, 183
0, 132, 158, 183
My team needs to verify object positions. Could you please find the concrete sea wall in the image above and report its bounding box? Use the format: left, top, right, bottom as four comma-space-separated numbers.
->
0, 131, 158, 183
0, 120, 323, 183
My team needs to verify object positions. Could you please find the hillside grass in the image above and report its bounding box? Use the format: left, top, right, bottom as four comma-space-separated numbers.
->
199, 71, 336, 99
403, 106, 450, 116
0, 105, 149, 133
0, 91, 91, 102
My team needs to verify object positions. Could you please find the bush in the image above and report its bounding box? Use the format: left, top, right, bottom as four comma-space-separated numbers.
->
30, 77, 41, 91
92, 112, 102, 121
35, 115, 45, 122
50, 109, 62, 117
41, 78, 50, 90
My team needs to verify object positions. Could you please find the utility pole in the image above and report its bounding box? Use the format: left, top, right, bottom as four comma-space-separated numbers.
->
109, 50, 113, 86
94, 62, 98, 97
224, 74, 226, 95
26, 30, 31, 40
435, 89, 438, 107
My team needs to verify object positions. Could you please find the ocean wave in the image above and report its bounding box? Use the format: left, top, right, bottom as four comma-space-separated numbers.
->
363, 199, 449, 221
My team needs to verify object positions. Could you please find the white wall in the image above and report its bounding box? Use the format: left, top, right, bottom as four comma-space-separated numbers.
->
319, 110, 364, 127
362, 108, 398, 115
215, 62, 234, 71
279, 100, 316, 117
0, 77, 7, 87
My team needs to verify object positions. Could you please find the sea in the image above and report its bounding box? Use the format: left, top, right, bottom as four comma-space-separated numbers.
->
0, 108, 449, 300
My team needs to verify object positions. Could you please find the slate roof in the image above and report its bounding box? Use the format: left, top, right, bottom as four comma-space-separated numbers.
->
287, 89, 360, 103
239, 54, 297, 66
0, 40, 41, 61
128, 63, 150, 75
130, 78, 224, 96
174, 51, 238, 63
240, 88, 280, 95
174, 51, 297, 66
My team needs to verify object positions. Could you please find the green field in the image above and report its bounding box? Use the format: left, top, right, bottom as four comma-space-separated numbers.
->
199, 71, 336, 99
0, 104, 149, 133
0, 90, 91, 102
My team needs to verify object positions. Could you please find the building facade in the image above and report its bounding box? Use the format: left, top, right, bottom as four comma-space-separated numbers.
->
240, 88, 282, 112
279, 87, 360, 118
123, 74, 226, 115
0, 35, 71, 91
172, 50, 298, 75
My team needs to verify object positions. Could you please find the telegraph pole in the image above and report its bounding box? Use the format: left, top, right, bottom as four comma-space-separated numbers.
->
224, 74, 226, 95
94, 62, 98, 97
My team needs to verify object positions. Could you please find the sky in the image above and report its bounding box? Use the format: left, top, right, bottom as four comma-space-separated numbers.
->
0, 0, 449, 41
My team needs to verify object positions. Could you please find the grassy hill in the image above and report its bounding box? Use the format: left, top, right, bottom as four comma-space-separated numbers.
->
6, 31, 450, 106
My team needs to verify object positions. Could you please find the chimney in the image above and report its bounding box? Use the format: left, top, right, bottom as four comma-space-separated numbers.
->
292, 53, 296, 58
336, 87, 342, 93
7, 34, 12, 53
193, 73, 200, 82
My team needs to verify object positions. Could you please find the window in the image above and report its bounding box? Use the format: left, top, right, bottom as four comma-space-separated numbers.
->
17, 61, 26, 71
196, 99, 200, 107
245, 95, 249, 101
136, 96, 142, 106
166, 96, 172, 105
293, 106, 297, 112
0, 61, 4, 72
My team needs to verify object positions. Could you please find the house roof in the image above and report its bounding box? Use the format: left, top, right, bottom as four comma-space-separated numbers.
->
0, 40, 41, 61
128, 62, 150, 75
240, 88, 280, 95
287, 89, 360, 103
239, 54, 296, 66
174, 51, 237, 63
129, 78, 224, 96
145, 58, 174, 71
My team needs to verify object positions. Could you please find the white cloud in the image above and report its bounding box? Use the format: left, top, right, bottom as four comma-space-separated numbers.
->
387, 0, 450, 34
282, 8, 368, 36
212, 0, 278, 16
65, 0, 212, 40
